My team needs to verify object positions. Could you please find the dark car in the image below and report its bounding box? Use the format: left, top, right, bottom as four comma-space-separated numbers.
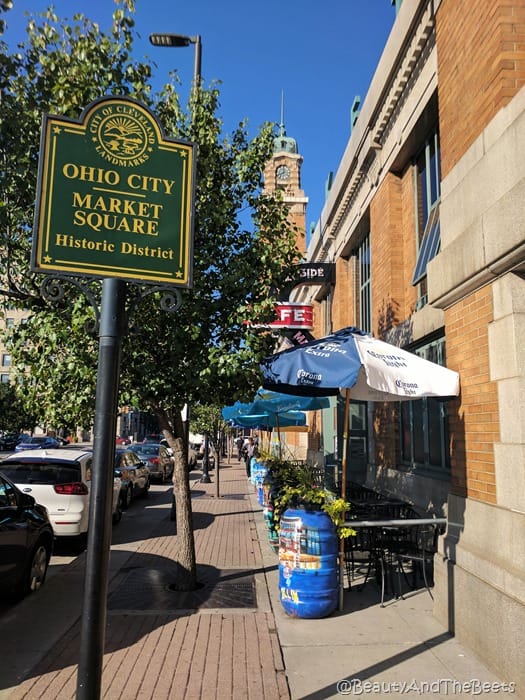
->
0, 433, 21, 451
114, 449, 150, 510
0, 471, 54, 600
129, 443, 173, 483
15, 436, 61, 452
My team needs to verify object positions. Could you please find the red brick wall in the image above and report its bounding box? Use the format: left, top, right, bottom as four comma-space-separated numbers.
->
399, 164, 420, 317
437, 0, 525, 178
369, 173, 407, 466
311, 299, 325, 338
444, 286, 499, 503
371, 172, 405, 337
331, 257, 355, 331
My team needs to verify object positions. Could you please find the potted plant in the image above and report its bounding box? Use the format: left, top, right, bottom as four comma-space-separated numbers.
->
259, 455, 298, 548
271, 462, 353, 539
269, 461, 353, 618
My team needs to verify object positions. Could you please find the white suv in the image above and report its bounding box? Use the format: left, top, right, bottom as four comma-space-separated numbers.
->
0, 448, 121, 545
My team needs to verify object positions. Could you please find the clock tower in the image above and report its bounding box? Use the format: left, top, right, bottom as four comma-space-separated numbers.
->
263, 109, 308, 255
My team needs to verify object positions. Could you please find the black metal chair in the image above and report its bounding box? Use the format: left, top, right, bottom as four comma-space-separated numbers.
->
393, 522, 443, 600
344, 526, 383, 592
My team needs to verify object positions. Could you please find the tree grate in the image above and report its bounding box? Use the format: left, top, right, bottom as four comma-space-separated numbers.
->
107, 567, 257, 612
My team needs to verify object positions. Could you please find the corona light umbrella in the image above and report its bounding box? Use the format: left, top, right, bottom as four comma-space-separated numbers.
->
261, 326, 460, 609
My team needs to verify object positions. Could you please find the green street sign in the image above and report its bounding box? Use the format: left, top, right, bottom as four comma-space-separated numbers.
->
32, 96, 196, 287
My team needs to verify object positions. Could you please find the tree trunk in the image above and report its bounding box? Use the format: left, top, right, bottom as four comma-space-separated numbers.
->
155, 406, 197, 591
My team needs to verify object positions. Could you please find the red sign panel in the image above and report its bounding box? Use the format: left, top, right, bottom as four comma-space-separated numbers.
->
268, 303, 314, 330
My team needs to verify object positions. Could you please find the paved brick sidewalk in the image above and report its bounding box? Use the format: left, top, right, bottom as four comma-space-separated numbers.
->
9, 459, 289, 700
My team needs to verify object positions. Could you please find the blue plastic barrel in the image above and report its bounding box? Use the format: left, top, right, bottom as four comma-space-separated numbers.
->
249, 457, 260, 483
251, 461, 267, 502
278, 508, 338, 618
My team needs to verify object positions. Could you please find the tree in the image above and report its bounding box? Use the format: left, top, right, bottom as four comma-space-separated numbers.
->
1, 2, 300, 589
0, 381, 36, 433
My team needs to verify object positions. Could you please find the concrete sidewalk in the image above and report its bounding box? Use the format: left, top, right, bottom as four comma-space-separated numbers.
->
0, 458, 513, 699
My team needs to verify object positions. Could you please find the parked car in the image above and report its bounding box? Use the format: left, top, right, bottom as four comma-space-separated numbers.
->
14, 436, 61, 452
0, 449, 122, 546
194, 440, 215, 469
114, 448, 150, 509
0, 471, 54, 599
188, 444, 198, 469
116, 435, 131, 446
128, 443, 173, 483
0, 432, 23, 451
189, 433, 204, 459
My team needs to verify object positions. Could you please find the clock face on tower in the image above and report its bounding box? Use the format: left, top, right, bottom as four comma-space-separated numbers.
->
276, 165, 290, 181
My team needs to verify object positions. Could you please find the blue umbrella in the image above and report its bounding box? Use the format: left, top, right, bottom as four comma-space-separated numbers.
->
261, 326, 460, 400
222, 390, 330, 426
227, 410, 307, 429
222, 404, 308, 457
250, 388, 331, 414
221, 401, 255, 421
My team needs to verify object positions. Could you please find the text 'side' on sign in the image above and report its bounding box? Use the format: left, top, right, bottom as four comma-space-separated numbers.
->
32, 96, 196, 288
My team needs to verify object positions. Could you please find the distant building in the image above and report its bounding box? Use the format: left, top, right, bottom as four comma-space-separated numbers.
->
262, 106, 315, 461
0, 306, 29, 385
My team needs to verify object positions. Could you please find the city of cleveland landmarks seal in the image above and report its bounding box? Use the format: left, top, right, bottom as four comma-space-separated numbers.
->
89, 101, 156, 168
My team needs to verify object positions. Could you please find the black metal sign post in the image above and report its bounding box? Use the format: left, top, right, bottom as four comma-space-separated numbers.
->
77, 277, 126, 699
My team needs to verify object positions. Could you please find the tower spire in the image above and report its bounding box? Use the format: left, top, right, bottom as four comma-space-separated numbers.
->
280, 90, 286, 137
273, 90, 298, 154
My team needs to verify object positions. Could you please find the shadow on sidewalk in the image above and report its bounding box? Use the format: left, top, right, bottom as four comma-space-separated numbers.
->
295, 632, 452, 700
0, 551, 264, 694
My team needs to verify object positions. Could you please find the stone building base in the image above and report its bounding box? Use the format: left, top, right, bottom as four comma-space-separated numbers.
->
433, 494, 525, 697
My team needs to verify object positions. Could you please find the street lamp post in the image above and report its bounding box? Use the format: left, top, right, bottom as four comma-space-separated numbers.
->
149, 31, 209, 483
200, 431, 211, 483
149, 33, 202, 93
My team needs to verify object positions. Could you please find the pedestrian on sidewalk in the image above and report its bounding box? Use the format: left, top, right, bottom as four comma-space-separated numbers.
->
235, 435, 244, 461
244, 436, 256, 478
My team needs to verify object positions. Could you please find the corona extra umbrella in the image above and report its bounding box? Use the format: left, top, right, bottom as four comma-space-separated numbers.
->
261, 326, 459, 400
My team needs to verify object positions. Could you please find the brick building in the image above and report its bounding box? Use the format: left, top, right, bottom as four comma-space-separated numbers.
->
287, 0, 524, 691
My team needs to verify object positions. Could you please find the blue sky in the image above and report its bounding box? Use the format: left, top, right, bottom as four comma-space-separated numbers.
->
4, 0, 395, 236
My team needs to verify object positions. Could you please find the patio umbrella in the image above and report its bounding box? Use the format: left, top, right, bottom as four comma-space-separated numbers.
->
250, 388, 331, 414
260, 325, 460, 609
221, 401, 255, 421
225, 410, 307, 429
261, 326, 460, 400
222, 403, 308, 455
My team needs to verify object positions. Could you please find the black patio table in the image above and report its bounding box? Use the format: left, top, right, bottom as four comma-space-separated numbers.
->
343, 517, 446, 606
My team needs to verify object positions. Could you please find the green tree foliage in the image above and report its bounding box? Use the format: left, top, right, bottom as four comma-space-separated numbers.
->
0, 2, 300, 588
0, 381, 35, 433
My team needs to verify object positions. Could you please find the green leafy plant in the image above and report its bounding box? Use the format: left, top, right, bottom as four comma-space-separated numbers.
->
265, 460, 354, 539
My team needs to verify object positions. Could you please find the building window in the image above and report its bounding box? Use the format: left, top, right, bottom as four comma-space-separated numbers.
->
412, 203, 440, 286
412, 130, 441, 301
5, 318, 15, 328
1, 374, 10, 383
358, 233, 371, 333
1, 354, 11, 367
399, 336, 451, 474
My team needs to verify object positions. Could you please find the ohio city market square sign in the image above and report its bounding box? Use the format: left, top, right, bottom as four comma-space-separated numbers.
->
32, 96, 196, 287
